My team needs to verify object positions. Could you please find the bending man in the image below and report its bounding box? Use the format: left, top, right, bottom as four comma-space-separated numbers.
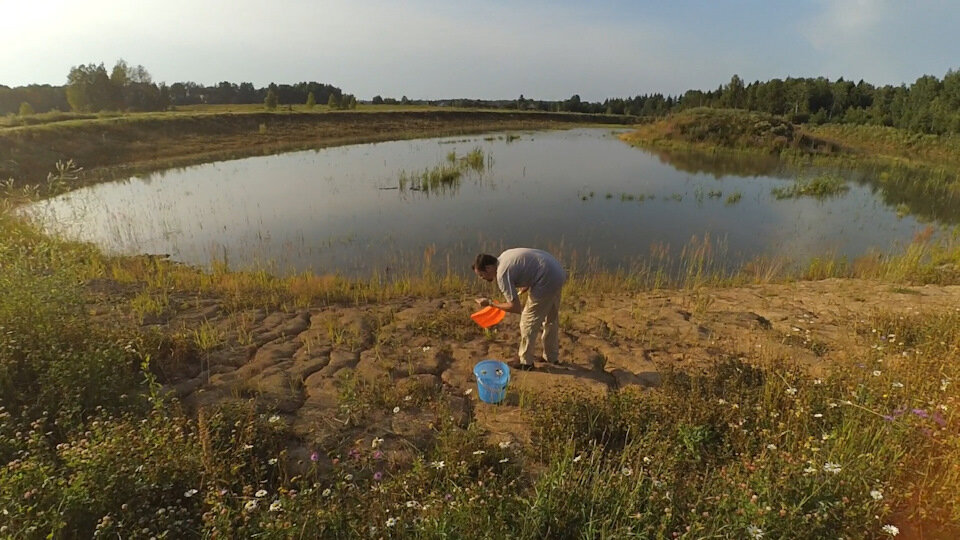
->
472, 248, 566, 370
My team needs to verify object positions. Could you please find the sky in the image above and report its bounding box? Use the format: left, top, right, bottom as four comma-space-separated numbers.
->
2, 0, 959, 101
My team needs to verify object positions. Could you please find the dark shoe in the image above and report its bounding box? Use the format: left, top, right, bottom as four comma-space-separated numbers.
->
509, 360, 535, 371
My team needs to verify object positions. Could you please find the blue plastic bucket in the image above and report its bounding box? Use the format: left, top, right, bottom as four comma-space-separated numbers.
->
473, 360, 510, 404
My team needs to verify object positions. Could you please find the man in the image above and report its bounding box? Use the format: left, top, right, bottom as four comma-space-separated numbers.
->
472, 248, 566, 370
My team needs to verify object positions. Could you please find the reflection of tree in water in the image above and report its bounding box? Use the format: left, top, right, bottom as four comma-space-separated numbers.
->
649, 146, 960, 225
850, 165, 960, 225
647, 147, 789, 179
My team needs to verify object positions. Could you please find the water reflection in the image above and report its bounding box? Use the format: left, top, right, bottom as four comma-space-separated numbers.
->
22, 128, 947, 278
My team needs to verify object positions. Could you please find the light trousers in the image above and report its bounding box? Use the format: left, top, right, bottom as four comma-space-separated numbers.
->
518, 289, 561, 365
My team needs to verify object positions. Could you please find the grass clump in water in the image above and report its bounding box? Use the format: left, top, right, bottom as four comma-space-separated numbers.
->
399, 147, 486, 194
772, 174, 849, 200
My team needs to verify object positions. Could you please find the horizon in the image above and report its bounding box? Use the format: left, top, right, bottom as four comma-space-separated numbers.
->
3, 0, 960, 101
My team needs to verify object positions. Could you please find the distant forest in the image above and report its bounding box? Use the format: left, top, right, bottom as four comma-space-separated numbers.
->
2, 60, 960, 135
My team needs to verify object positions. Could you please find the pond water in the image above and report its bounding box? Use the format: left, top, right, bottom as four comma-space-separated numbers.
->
24, 128, 943, 277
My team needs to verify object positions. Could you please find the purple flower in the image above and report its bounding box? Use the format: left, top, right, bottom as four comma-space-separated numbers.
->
932, 412, 947, 427
373, 450, 384, 460
373, 471, 383, 481
444, 493, 452, 501
882, 415, 897, 422
310, 451, 319, 462
349, 448, 361, 460
912, 408, 929, 419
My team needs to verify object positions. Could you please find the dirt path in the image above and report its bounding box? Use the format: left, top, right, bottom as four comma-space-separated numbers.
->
106, 278, 960, 471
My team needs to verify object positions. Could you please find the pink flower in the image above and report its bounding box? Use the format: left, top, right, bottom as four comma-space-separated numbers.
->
373, 471, 383, 481
310, 451, 319, 462
373, 450, 384, 459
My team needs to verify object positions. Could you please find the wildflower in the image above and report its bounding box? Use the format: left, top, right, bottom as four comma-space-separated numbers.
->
256, 489, 268, 498
498, 441, 511, 449
322, 488, 332, 497
244, 500, 258, 511
269, 415, 281, 423
372, 437, 384, 448
269, 500, 282, 512
785, 387, 798, 396
803, 467, 817, 475
718, 398, 727, 405
386, 517, 398, 527
472, 450, 486, 455
823, 462, 842, 474
932, 412, 947, 427
310, 451, 319, 462
912, 408, 929, 419
892, 382, 904, 388
268, 458, 278, 465
406, 500, 419, 508
499, 458, 509, 463
373, 450, 384, 459
621, 466, 633, 476
404, 395, 412, 402
431, 461, 445, 470
643, 456, 652, 464
766, 444, 777, 450
813, 378, 823, 385
870, 490, 883, 501
873, 370, 882, 377
747, 525, 764, 539
374, 471, 383, 481
881, 524, 899, 536
573, 454, 583, 463
393, 406, 400, 414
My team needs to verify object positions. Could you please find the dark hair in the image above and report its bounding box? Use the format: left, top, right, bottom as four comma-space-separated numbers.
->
472, 253, 497, 271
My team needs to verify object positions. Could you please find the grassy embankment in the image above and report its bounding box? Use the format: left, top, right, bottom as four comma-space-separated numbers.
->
621, 107, 960, 206
2, 109, 960, 537
0, 107, 633, 188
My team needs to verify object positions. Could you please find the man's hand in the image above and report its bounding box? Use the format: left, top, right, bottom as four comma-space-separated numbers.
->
475, 297, 491, 308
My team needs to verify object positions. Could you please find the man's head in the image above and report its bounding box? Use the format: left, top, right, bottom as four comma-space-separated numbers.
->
472, 253, 498, 282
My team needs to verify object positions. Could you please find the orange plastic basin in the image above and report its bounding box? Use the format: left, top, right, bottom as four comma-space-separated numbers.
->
470, 306, 506, 328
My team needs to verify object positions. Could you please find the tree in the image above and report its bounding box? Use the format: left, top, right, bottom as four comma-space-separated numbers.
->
372, 95, 384, 105
264, 88, 278, 110
327, 93, 340, 109
720, 75, 745, 109
66, 63, 119, 112
18, 101, 34, 116
305, 91, 316, 109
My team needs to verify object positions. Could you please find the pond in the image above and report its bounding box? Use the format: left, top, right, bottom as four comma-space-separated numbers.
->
23, 128, 944, 278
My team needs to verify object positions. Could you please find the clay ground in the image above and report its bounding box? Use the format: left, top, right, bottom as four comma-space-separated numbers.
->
88, 278, 960, 472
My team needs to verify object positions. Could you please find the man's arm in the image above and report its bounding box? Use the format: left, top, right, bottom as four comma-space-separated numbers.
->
476, 296, 522, 314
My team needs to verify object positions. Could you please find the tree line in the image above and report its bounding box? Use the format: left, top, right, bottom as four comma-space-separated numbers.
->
4, 60, 960, 135
0, 60, 346, 115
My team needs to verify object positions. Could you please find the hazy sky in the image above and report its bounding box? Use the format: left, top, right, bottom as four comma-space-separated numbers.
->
3, 0, 959, 100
